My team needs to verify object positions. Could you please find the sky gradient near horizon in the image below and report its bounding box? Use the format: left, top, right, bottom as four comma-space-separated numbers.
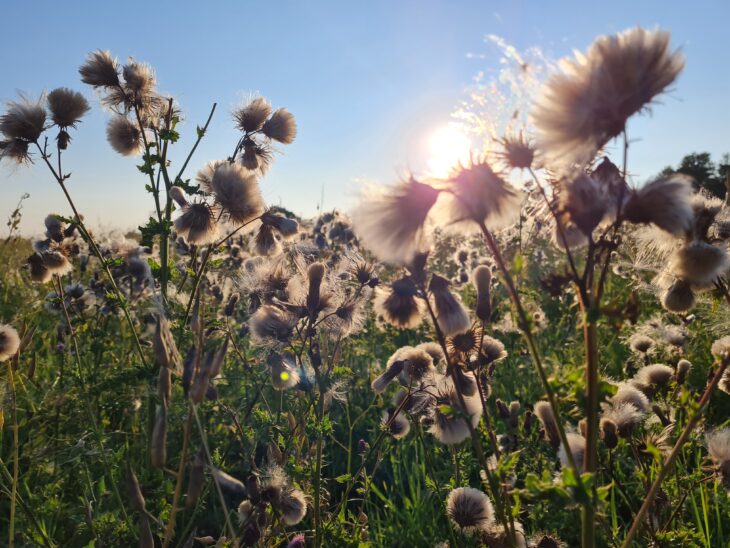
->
1, 0, 729, 235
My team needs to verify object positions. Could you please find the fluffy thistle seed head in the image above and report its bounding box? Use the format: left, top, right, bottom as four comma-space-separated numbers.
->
670, 241, 730, 286
711, 336, 730, 360
278, 489, 307, 525
676, 359, 692, 385
624, 174, 694, 236
234, 97, 272, 133
79, 50, 120, 87
351, 177, 440, 265
174, 202, 217, 245
0, 96, 47, 143
497, 132, 535, 170
434, 158, 521, 234
429, 274, 471, 337
262, 107, 297, 143
559, 432, 586, 470
634, 363, 674, 387
629, 334, 654, 354
600, 418, 619, 449
209, 163, 265, 225
532, 27, 684, 169
660, 278, 696, 313
382, 409, 410, 439
249, 305, 296, 343
0, 324, 20, 362
106, 115, 143, 156
373, 277, 424, 329
611, 382, 650, 413
601, 403, 644, 437
445, 487, 495, 534
706, 428, 730, 488
479, 336, 508, 366
47, 88, 90, 129
534, 401, 561, 449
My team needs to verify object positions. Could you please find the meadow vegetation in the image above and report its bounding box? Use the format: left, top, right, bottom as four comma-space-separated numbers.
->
2, 27, 730, 547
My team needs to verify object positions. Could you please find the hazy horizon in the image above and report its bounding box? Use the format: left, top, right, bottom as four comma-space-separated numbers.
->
2, 0, 729, 235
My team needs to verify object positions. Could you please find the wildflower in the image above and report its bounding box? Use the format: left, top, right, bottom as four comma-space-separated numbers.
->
0, 324, 20, 362
706, 428, 730, 489
371, 359, 404, 394
429, 274, 471, 337
234, 97, 272, 133
278, 488, 307, 525
534, 401, 560, 449
711, 336, 730, 360
210, 467, 246, 497
0, 95, 47, 143
471, 265, 492, 322
267, 352, 300, 390
634, 363, 674, 388
601, 403, 644, 437
185, 453, 205, 509
624, 174, 694, 235
389, 346, 435, 386
125, 467, 147, 512
351, 177, 440, 265
208, 163, 265, 225
306, 262, 326, 314
532, 27, 684, 168
150, 404, 167, 469
496, 132, 535, 170
478, 336, 508, 367
670, 241, 730, 286
382, 409, 410, 439
416, 341, 446, 368
611, 382, 650, 413
262, 108, 297, 143
254, 224, 283, 256
445, 487, 495, 534
106, 115, 143, 156
47, 88, 90, 129
558, 432, 586, 470
250, 305, 296, 343
79, 50, 120, 87
428, 375, 483, 445
676, 359, 692, 385
174, 202, 217, 245
373, 277, 424, 329
600, 418, 619, 449
434, 158, 521, 234
261, 210, 299, 238
629, 333, 654, 354
287, 534, 306, 548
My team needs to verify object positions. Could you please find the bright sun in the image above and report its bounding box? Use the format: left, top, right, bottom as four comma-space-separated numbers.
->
427, 125, 472, 178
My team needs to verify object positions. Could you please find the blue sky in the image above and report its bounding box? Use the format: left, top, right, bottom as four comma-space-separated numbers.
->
1, 1, 729, 234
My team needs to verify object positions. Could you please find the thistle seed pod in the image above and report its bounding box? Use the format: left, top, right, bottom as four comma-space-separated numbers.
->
306, 262, 326, 314
158, 365, 171, 406
150, 404, 167, 469
125, 467, 146, 512
471, 265, 492, 322
185, 452, 205, 509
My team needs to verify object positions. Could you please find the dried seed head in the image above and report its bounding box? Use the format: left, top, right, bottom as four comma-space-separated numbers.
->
445, 486, 495, 534
210, 467, 246, 497
125, 467, 146, 512
234, 97, 272, 133
168, 186, 188, 208
306, 262, 326, 313
373, 277, 424, 329
185, 452, 205, 509
79, 50, 120, 87
712, 336, 730, 360
278, 489, 307, 525
429, 274, 471, 337
670, 241, 730, 286
660, 278, 695, 313
267, 352, 300, 390
676, 359, 692, 385
351, 177, 439, 265
558, 433, 586, 471
0, 95, 47, 142
634, 363, 674, 388
249, 305, 296, 343
628, 334, 654, 354
262, 108, 297, 143
624, 174, 693, 236
106, 115, 143, 156
47, 88, 90, 128
600, 418, 619, 449
150, 404, 167, 469
382, 409, 411, 439
611, 383, 650, 413
175, 202, 217, 245
208, 163, 265, 224
534, 401, 560, 449
471, 265, 492, 321
601, 403, 644, 438
0, 324, 20, 362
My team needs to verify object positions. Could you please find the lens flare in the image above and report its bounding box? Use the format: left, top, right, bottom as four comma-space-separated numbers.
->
427, 126, 472, 178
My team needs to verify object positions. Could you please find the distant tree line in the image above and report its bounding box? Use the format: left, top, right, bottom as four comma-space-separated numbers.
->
659, 152, 730, 199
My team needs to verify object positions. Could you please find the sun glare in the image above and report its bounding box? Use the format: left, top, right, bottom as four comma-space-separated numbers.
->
427, 125, 472, 178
